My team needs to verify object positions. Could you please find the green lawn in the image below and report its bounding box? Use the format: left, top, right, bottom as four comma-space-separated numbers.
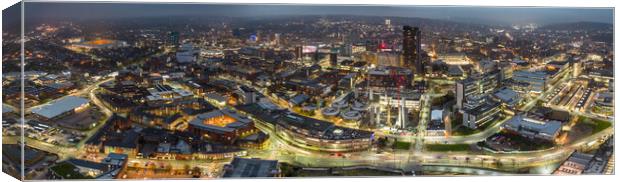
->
593, 121, 612, 133
452, 127, 479, 136
394, 141, 412, 150
494, 131, 554, 151
50, 162, 93, 179
578, 116, 612, 134
592, 105, 613, 115
425, 144, 471, 152
452, 115, 506, 136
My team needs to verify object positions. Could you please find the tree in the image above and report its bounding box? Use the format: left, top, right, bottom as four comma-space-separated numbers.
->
192, 167, 201, 177
377, 137, 387, 148
183, 164, 190, 174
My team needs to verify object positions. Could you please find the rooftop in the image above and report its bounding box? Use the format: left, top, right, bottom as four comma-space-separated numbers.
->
189, 109, 252, 134
237, 103, 373, 140
85, 115, 138, 149
2, 104, 14, 114
431, 109, 443, 121
31, 96, 89, 119
67, 158, 109, 172
463, 99, 500, 115
493, 87, 521, 106
504, 114, 562, 137
223, 157, 279, 178
368, 66, 412, 76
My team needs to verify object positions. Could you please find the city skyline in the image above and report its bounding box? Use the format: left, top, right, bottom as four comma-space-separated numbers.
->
3, 3, 615, 25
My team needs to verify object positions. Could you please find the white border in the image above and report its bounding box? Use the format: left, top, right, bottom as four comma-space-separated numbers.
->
1, 1, 618, 182
10, 0, 620, 8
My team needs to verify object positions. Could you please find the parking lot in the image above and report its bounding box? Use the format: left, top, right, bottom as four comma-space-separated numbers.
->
21, 120, 88, 147
547, 81, 591, 111
543, 83, 566, 103
57, 106, 103, 130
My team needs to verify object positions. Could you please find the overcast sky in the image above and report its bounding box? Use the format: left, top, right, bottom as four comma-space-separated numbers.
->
5, 2, 614, 26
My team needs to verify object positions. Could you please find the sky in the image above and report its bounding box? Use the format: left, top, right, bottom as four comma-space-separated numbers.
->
5, 2, 615, 26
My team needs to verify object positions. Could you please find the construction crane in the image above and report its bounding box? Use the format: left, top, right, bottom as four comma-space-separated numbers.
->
369, 39, 409, 130
383, 42, 408, 129
390, 67, 407, 129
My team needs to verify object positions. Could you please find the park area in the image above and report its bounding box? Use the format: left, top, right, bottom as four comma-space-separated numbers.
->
565, 116, 612, 144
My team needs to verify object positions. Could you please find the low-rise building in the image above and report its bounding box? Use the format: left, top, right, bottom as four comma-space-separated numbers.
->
503, 114, 562, 142
428, 109, 447, 132
84, 115, 139, 157
223, 157, 280, 178
236, 85, 258, 105
205, 93, 228, 107
145, 84, 193, 106
30, 96, 90, 121
492, 87, 522, 108
553, 152, 594, 175
188, 109, 256, 144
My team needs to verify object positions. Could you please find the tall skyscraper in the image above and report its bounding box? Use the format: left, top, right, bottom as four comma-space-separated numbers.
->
168, 31, 180, 46
295, 46, 303, 60
314, 49, 319, 62
329, 49, 338, 67
402, 26, 423, 76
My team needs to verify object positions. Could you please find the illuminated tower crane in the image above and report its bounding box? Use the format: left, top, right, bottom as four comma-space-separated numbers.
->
390, 67, 408, 129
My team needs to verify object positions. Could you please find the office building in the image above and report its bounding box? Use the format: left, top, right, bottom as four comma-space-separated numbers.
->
329, 49, 338, 67
168, 31, 180, 46
512, 70, 547, 93
367, 66, 413, 88
455, 71, 500, 109
403, 26, 423, 76
462, 100, 501, 129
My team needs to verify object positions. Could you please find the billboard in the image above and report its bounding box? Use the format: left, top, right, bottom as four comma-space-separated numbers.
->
302, 46, 318, 53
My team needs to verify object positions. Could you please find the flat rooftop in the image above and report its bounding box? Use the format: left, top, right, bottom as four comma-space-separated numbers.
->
31, 96, 89, 119
368, 66, 412, 76
504, 114, 562, 137
223, 157, 278, 178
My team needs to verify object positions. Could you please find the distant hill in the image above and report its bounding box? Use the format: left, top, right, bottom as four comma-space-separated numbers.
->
539, 22, 612, 31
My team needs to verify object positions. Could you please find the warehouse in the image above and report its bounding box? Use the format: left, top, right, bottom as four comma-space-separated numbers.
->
30, 96, 90, 121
